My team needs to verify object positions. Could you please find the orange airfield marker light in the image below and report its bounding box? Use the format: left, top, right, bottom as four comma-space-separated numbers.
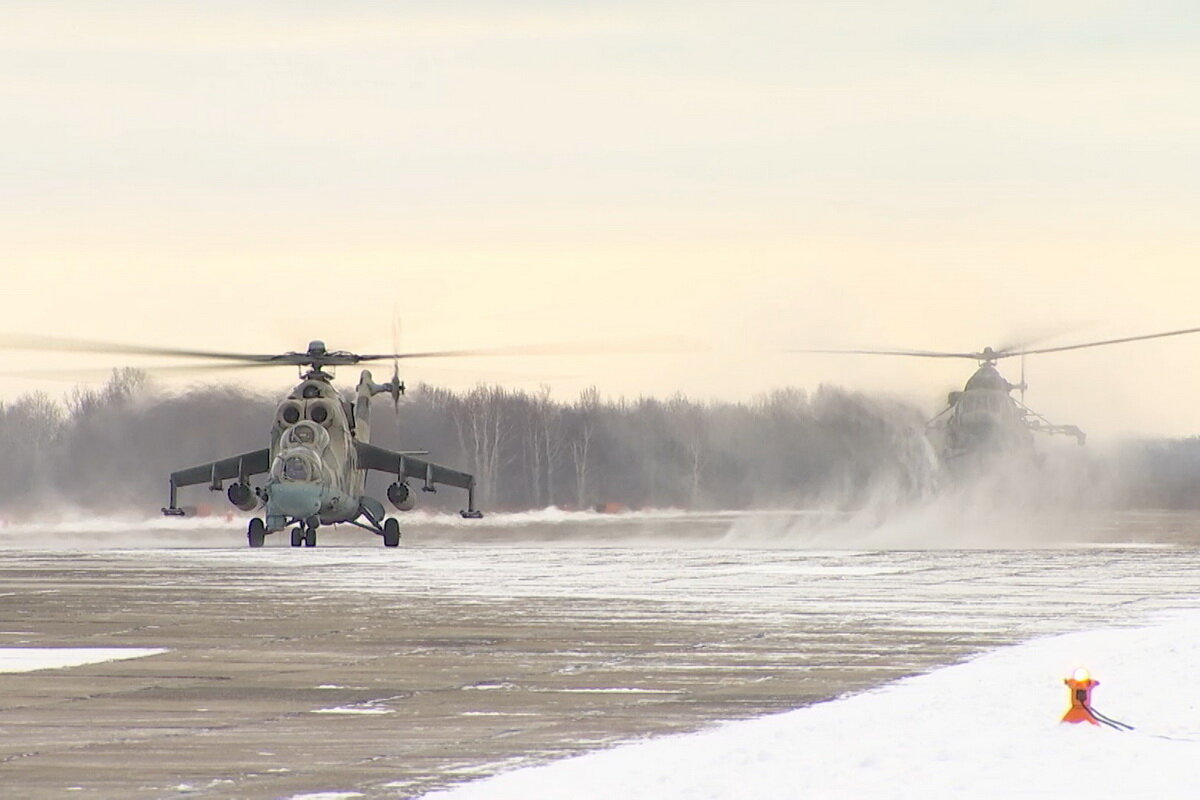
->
1062, 667, 1100, 725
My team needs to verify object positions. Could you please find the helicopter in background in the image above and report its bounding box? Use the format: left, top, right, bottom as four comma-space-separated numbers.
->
793, 327, 1200, 465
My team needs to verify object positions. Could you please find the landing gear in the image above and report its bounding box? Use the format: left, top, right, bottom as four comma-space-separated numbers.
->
291, 525, 318, 547
382, 517, 401, 548
247, 517, 266, 548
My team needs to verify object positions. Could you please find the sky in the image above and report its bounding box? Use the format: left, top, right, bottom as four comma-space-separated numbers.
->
422, 608, 1200, 800
3, 1, 1200, 438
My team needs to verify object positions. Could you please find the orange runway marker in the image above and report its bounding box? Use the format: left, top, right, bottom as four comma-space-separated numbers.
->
1062, 667, 1100, 725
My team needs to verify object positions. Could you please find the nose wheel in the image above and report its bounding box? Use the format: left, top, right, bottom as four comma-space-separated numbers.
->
290, 525, 318, 547
382, 518, 401, 548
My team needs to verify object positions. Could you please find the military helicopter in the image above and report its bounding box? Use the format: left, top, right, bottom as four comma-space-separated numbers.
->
146, 338, 490, 548
793, 326, 1200, 464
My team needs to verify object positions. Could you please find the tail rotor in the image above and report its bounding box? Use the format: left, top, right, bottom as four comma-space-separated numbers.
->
1020, 351, 1027, 405
389, 316, 405, 415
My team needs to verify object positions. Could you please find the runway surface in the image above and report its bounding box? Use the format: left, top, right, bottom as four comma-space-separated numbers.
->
1, 510, 1200, 798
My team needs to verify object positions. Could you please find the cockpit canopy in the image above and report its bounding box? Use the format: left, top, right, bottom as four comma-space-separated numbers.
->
270, 380, 351, 482
272, 448, 322, 483
955, 389, 1017, 419
963, 364, 1012, 393
280, 420, 331, 452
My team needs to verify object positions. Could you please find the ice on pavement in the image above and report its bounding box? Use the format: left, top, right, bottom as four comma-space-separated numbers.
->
422, 610, 1200, 800
0, 648, 167, 673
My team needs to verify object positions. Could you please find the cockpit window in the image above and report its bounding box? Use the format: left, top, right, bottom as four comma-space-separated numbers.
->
283, 455, 310, 481
957, 391, 1014, 419
272, 448, 322, 483
280, 421, 330, 452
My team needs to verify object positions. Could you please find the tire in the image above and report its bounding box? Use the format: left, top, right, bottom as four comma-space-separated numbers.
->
304, 527, 317, 547
382, 518, 401, 548
248, 518, 266, 548
291, 527, 304, 548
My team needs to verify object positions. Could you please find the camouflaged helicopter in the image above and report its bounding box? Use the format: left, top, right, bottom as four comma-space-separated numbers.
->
151, 339, 484, 547
793, 326, 1200, 465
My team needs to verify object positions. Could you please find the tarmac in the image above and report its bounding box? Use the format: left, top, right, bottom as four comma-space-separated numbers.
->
1, 517, 1199, 798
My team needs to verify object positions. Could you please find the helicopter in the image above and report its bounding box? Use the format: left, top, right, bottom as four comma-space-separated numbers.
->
792, 326, 1200, 465
148, 339, 487, 547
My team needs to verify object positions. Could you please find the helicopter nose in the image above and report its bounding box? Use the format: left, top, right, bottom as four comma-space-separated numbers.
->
267, 482, 323, 518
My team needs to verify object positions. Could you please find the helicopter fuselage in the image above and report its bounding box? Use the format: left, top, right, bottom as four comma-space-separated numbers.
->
935, 363, 1034, 462
260, 374, 364, 531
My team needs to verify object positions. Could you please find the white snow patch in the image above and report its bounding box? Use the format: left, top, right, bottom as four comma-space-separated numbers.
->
548, 688, 681, 694
0, 647, 166, 673
421, 609, 1200, 800
310, 706, 394, 716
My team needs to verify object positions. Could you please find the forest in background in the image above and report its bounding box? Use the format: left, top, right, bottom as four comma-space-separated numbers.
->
0, 369, 1198, 517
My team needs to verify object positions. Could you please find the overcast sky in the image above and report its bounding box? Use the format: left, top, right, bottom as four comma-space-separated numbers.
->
3, 1, 1199, 438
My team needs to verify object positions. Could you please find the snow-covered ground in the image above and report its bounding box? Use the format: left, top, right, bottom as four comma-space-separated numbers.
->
0, 648, 166, 673
3, 504, 1192, 550
422, 610, 1200, 799
4, 508, 1200, 798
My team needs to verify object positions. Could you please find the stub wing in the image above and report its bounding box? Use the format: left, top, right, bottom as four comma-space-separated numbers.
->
162, 448, 271, 516
354, 441, 480, 516
170, 449, 272, 489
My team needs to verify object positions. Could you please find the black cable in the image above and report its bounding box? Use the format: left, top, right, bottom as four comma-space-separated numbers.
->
1092, 710, 1135, 731
1083, 706, 1123, 731
1089, 706, 1134, 730
1084, 704, 1134, 731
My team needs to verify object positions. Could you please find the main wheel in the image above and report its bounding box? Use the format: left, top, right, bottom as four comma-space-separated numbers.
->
304, 526, 317, 547
382, 518, 401, 548
290, 527, 304, 547
247, 518, 266, 548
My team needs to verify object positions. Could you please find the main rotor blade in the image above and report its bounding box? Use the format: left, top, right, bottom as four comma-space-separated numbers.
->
358, 335, 704, 361
0, 332, 705, 370
1011, 326, 1200, 357
994, 323, 1087, 357
787, 347, 982, 359
0, 333, 283, 363
0, 362, 273, 382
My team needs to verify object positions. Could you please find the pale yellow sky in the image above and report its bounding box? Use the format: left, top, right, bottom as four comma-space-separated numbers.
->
3, 1, 1199, 439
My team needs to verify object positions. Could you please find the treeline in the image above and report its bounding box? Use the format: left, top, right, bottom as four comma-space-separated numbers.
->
1117, 439, 1200, 509
2, 370, 1199, 518
387, 384, 938, 512
0, 370, 938, 516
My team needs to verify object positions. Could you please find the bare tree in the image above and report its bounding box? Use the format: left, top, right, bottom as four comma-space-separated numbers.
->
569, 386, 600, 509
668, 395, 708, 506
0, 392, 63, 507
534, 385, 563, 507
452, 385, 512, 506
